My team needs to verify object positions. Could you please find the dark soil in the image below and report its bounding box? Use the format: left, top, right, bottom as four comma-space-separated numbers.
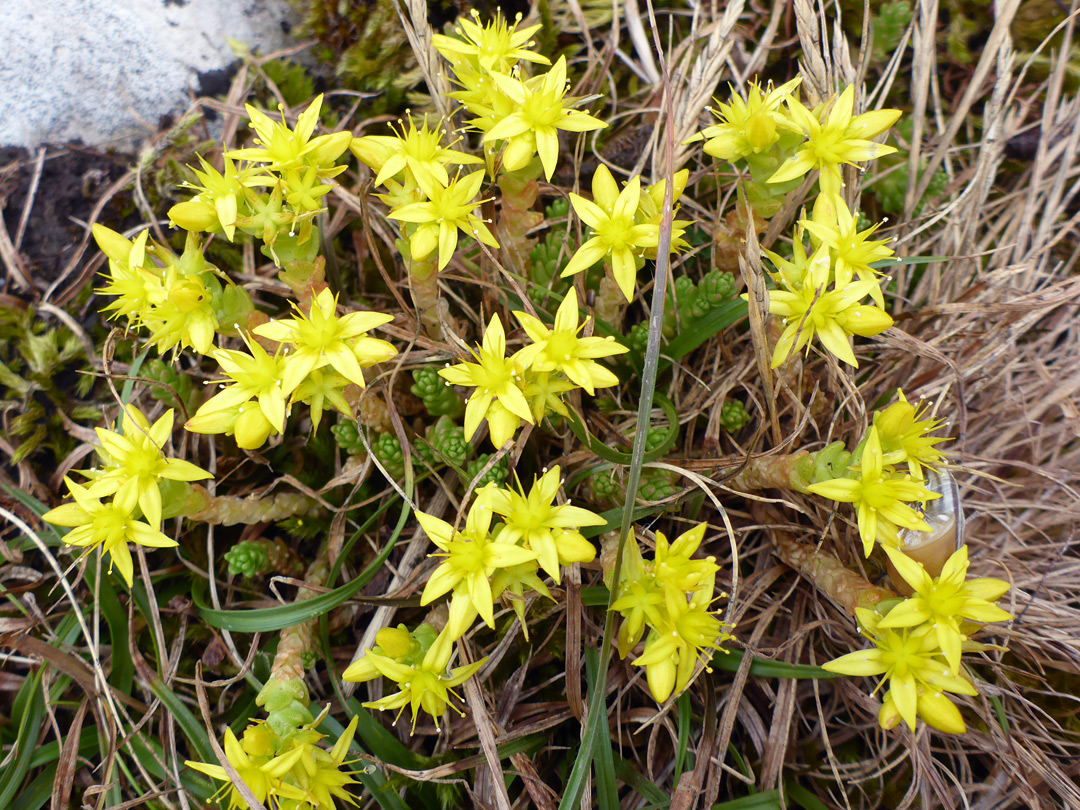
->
0, 145, 132, 292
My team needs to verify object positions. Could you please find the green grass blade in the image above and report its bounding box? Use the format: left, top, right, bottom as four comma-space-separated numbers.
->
11, 764, 55, 810
0, 669, 45, 806
194, 495, 398, 632
710, 649, 839, 680
144, 674, 216, 766
0, 483, 64, 549
558, 147, 680, 810
585, 648, 619, 809
90, 558, 134, 694
784, 779, 830, 810
615, 755, 669, 805
128, 735, 216, 800
712, 790, 782, 809
675, 692, 691, 779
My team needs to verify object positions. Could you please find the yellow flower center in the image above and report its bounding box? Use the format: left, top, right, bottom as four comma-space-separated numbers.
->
544, 330, 578, 363
376, 627, 413, 659
124, 441, 166, 480
171, 277, 208, 313
745, 110, 776, 152
596, 213, 635, 250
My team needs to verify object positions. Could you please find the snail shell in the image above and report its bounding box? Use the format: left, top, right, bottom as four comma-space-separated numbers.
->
888, 468, 964, 591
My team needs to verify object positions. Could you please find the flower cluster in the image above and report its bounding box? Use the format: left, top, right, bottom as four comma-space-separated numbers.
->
691, 80, 901, 368
187, 712, 361, 810
185, 287, 397, 448
342, 624, 483, 733
432, 11, 606, 181
440, 288, 627, 447
42, 405, 210, 586
169, 93, 352, 258
762, 195, 895, 369
418, 466, 600, 639
609, 523, 732, 703
824, 545, 1010, 733
348, 465, 600, 730
807, 390, 949, 557
93, 226, 252, 357
353, 114, 497, 271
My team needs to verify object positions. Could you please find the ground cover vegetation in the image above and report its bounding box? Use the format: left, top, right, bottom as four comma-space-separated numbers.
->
1, 0, 1079, 808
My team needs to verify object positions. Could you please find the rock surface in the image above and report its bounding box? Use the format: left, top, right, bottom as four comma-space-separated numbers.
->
0, 0, 297, 149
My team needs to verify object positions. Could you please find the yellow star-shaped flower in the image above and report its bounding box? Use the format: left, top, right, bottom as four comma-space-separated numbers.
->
388, 170, 499, 271
416, 494, 537, 636
768, 85, 901, 195
561, 165, 659, 302
808, 427, 940, 556
227, 93, 352, 176
480, 465, 601, 583
688, 77, 802, 161
432, 10, 551, 74
880, 545, 1011, 674
823, 607, 978, 733
438, 313, 534, 447
483, 56, 607, 180
42, 479, 177, 587
253, 288, 397, 393
87, 405, 211, 528
351, 114, 483, 190
513, 288, 627, 395
346, 627, 485, 733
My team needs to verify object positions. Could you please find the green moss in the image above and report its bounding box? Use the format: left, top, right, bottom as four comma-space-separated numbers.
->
0, 304, 100, 466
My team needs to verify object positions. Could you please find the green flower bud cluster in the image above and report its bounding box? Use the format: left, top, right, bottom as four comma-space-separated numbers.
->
143, 357, 197, 413
645, 426, 669, 454
414, 416, 471, 469
585, 467, 621, 509
719, 399, 751, 433
874, 165, 947, 217
331, 419, 365, 455
466, 453, 508, 487
627, 269, 739, 350
665, 270, 737, 333
695, 269, 737, 312
628, 322, 650, 354
638, 468, 680, 502
527, 199, 574, 306
873, 120, 949, 216
225, 538, 273, 578
223, 538, 302, 579
372, 432, 406, 480
545, 198, 570, 220
411, 367, 465, 418
528, 235, 571, 306
871, 1, 913, 60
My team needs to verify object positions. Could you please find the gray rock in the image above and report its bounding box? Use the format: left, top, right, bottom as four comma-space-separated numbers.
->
0, 0, 298, 149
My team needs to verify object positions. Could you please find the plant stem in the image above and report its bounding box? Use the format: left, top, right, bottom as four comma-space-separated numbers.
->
256, 543, 333, 738
496, 160, 544, 272
729, 451, 810, 491
770, 524, 895, 616
182, 485, 323, 526
399, 237, 445, 338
